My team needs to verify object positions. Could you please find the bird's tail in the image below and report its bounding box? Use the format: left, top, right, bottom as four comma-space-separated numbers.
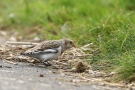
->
20, 52, 31, 56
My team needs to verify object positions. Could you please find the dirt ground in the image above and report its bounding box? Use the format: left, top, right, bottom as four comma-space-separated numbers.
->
0, 60, 128, 90
0, 32, 134, 90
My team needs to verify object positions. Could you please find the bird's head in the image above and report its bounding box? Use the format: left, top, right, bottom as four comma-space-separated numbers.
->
63, 38, 76, 50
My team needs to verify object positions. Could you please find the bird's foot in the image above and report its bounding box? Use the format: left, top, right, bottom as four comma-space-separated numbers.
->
43, 61, 52, 66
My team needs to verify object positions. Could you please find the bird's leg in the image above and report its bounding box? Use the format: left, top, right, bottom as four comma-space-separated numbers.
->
47, 61, 52, 66
43, 61, 52, 66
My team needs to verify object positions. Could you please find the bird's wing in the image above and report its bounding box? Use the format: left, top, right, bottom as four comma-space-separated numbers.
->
21, 40, 60, 55
39, 48, 58, 54
37, 40, 59, 51
21, 48, 59, 56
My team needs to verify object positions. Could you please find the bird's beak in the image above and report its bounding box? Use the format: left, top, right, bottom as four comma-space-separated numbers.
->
72, 43, 76, 47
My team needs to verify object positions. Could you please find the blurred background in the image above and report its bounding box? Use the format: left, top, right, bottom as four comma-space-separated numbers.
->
0, 0, 134, 44
0, 0, 135, 81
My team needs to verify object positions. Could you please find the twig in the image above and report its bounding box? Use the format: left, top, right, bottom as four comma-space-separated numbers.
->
53, 60, 67, 65
6, 41, 39, 45
81, 43, 93, 48
3, 59, 18, 65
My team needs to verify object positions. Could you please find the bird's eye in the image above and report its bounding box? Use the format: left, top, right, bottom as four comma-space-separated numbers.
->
70, 41, 72, 44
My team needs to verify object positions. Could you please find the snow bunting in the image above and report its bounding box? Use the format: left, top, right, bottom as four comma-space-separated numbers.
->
21, 39, 76, 66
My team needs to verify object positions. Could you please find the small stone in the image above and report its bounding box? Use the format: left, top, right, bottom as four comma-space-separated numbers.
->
9, 36, 17, 41
34, 36, 40, 41
39, 74, 44, 77
0, 65, 3, 68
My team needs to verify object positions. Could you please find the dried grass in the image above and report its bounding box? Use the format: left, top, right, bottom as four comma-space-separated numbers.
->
0, 42, 124, 88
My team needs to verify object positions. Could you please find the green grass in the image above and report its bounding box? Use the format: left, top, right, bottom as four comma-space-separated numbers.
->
111, 51, 135, 82
1, 0, 135, 82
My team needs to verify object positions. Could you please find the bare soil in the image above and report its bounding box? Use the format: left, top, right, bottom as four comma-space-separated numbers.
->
0, 60, 128, 90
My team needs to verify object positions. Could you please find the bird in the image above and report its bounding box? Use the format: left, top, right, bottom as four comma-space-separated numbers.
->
21, 38, 76, 66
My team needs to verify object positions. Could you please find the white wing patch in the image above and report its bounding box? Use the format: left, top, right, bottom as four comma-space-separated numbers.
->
41, 49, 58, 54
21, 46, 62, 62
40, 46, 62, 61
